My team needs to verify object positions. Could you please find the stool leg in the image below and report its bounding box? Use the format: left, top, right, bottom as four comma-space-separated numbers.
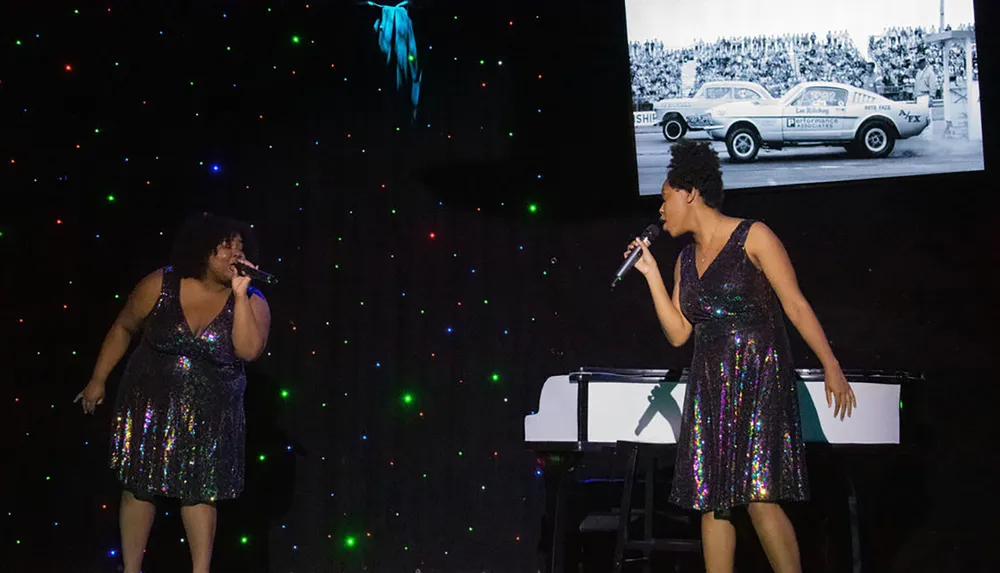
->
642, 462, 654, 573
612, 444, 639, 573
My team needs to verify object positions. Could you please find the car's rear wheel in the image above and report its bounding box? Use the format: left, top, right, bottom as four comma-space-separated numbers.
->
855, 121, 896, 158
661, 114, 688, 142
725, 126, 760, 162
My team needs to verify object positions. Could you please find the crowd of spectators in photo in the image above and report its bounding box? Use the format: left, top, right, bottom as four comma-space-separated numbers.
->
630, 24, 976, 106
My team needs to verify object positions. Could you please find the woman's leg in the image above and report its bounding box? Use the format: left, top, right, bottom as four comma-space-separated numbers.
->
747, 502, 801, 573
180, 502, 218, 573
701, 511, 737, 573
119, 490, 156, 573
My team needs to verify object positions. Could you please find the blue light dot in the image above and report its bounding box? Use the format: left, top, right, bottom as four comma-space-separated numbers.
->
535, 469, 543, 476
362, 435, 368, 440
446, 327, 453, 333
211, 164, 220, 172
503, 330, 509, 335
375, 362, 381, 368
471, 269, 476, 273
536, 174, 542, 179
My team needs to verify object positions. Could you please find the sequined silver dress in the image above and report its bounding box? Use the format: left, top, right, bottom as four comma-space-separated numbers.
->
669, 220, 809, 513
109, 266, 256, 501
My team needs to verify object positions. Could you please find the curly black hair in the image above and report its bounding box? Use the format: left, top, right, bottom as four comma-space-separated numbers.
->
666, 140, 724, 209
170, 212, 259, 279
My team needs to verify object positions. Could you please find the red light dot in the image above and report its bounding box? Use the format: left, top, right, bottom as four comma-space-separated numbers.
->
65, 64, 73, 71
101, 505, 107, 510
330, 63, 335, 68
146, 181, 151, 185
311, 350, 316, 355
537, 74, 543, 79
457, 302, 462, 306
291, 70, 296, 75
430, 353, 436, 358
292, 326, 297, 331
419, 412, 424, 417
75, 144, 81, 149
447, 135, 452, 139
347, 133, 351, 138
429, 233, 436, 239
381, 184, 386, 188
56, 219, 63, 225
509, 20, 514, 26
481, 82, 486, 87
389, 461, 394, 466
516, 536, 521, 542
19, 318, 24, 323
459, 379, 464, 384
9, 159, 14, 164
63, 305, 68, 309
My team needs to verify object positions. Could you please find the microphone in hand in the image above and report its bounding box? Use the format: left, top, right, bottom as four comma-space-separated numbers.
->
235, 261, 279, 285
611, 223, 661, 290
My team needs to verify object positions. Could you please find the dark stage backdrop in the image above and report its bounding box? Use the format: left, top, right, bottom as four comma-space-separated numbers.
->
1, 1, 997, 572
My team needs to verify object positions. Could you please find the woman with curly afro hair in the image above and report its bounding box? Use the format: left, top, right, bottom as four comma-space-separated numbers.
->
75, 212, 271, 573
624, 140, 856, 573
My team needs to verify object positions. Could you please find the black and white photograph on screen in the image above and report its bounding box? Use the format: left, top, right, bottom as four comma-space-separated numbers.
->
626, 0, 982, 194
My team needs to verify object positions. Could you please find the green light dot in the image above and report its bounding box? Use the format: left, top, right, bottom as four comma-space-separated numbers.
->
422, 473, 427, 478
74, 9, 79, 14
280, 389, 289, 399
190, 81, 195, 86
479, 59, 484, 65
343, 340, 349, 344
344, 536, 357, 548
402, 393, 414, 405
106, 195, 115, 202
458, 450, 463, 456
114, 62, 119, 66
258, 454, 266, 462
114, 294, 121, 299
483, 300, 489, 305
491, 373, 500, 382
528, 204, 538, 213
46, 476, 51, 481
408, 54, 414, 62
334, 264, 340, 269
94, 128, 100, 133
16, 40, 22, 46
420, 310, 425, 315
468, 526, 474, 532
291, 36, 300, 44
391, 209, 397, 214
322, 403, 327, 407
72, 351, 77, 355
508, 132, 514, 137
241, 536, 249, 544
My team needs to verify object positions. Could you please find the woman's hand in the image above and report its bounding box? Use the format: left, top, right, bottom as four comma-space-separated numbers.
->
232, 258, 256, 297
74, 379, 106, 415
624, 237, 658, 277
823, 364, 857, 421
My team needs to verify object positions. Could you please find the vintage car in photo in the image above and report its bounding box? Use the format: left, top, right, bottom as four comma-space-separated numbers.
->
701, 81, 930, 162
651, 81, 776, 142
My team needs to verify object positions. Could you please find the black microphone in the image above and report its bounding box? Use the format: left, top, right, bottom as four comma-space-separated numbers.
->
235, 261, 279, 285
611, 224, 661, 290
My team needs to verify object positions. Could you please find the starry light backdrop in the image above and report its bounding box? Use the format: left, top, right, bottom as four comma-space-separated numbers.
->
1, 1, 997, 572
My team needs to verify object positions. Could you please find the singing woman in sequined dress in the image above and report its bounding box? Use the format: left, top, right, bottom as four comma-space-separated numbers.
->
623, 141, 857, 573
74, 213, 271, 573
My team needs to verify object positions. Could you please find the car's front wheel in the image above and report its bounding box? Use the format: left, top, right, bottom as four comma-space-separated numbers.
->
855, 121, 896, 158
725, 126, 760, 162
661, 114, 688, 142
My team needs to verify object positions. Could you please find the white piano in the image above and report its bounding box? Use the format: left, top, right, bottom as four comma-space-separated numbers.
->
524, 367, 920, 573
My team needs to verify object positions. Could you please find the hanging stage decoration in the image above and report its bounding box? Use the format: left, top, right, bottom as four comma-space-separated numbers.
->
368, 1, 422, 119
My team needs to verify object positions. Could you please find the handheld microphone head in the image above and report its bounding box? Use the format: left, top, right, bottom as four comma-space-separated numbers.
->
234, 261, 279, 285
610, 223, 662, 290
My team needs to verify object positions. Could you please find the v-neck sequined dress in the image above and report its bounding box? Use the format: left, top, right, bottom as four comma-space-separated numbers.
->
109, 266, 256, 501
668, 219, 808, 513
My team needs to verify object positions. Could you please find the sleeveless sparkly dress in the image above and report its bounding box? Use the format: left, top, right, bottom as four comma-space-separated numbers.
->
109, 266, 256, 502
669, 220, 809, 514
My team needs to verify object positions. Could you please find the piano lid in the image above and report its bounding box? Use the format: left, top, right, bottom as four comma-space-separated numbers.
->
570, 367, 923, 385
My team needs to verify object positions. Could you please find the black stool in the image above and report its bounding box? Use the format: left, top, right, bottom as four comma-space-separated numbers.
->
612, 441, 702, 573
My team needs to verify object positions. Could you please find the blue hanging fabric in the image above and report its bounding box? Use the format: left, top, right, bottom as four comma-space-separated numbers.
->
369, 1, 422, 119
